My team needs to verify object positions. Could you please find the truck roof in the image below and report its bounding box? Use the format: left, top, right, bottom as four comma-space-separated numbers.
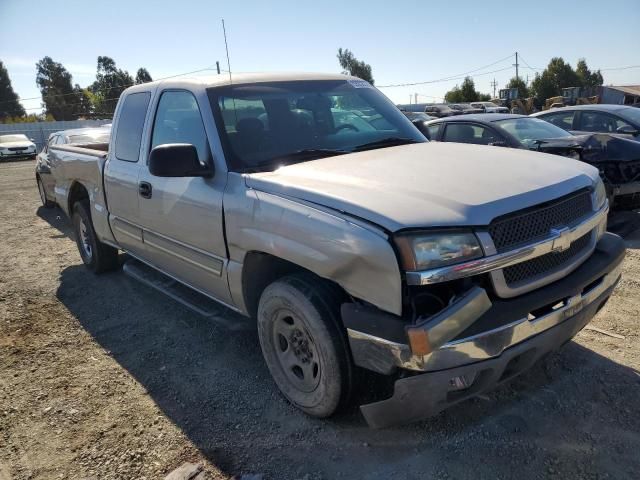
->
125, 72, 361, 94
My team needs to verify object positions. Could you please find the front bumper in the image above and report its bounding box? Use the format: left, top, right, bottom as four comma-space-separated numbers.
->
0, 149, 36, 159
610, 181, 640, 210
344, 233, 625, 428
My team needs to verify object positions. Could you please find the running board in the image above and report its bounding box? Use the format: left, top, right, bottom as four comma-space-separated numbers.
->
122, 258, 251, 331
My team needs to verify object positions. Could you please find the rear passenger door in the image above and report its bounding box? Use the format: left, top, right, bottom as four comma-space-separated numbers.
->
104, 91, 152, 257
137, 89, 231, 304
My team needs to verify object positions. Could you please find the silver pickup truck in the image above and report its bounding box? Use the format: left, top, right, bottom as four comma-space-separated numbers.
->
44, 73, 625, 428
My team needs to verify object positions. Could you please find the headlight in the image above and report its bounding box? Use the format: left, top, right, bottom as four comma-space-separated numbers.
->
394, 232, 483, 271
593, 177, 607, 210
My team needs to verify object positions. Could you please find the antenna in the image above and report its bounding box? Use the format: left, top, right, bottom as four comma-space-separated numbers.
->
222, 19, 232, 84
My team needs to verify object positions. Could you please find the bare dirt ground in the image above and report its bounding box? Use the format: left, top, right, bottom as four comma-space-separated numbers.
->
1, 159, 639, 480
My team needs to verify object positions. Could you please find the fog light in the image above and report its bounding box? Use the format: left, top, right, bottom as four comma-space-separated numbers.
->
449, 373, 477, 390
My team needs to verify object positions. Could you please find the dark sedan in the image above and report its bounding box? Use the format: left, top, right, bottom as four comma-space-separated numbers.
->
422, 114, 640, 210
531, 104, 640, 140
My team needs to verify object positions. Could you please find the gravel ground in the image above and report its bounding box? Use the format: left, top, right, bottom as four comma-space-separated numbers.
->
1, 159, 639, 480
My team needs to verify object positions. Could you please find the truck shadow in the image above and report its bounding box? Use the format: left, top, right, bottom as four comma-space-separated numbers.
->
56, 264, 640, 480
36, 205, 74, 240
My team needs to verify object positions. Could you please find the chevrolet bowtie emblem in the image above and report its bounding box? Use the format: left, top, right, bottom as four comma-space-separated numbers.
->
550, 227, 572, 252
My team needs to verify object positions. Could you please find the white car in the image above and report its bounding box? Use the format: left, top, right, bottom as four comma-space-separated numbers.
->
0, 134, 37, 160
470, 102, 509, 114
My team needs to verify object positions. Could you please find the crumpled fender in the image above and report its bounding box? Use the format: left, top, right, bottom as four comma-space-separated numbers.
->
224, 174, 403, 316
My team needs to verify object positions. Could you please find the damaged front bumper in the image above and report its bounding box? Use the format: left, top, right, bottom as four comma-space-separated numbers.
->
610, 181, 640, 210
343, 233, 625, 428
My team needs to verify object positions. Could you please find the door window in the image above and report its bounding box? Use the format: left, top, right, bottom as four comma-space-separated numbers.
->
443, 123, 500, 145
114, 92, 151, 162
579, 111, 632, 133
541, 111, 575, 130
151, 91, 210, 163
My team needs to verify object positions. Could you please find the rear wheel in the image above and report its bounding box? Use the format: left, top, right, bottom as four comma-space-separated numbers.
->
72, 200, 119, 273
36, 176, 55, 208
257, 273, 353, 418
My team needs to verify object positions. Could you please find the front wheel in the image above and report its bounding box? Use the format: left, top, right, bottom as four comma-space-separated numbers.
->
72, 200, 119, 273
257, 273, 353, 418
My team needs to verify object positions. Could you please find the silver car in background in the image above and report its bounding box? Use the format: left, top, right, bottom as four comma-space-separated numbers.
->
0, 134, 37, 161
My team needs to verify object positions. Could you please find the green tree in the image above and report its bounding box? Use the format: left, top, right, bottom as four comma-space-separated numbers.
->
444, 77, 489, 102
0, 60, 26, 120
529, 57, 580, 104
89, 56, 134, 115
337, 48, 374, 84
73, 85, 95, 117
35, 56, 86, 120
505, 76, 529, 98
575, 59, 603, 88
135, 67, 153, 84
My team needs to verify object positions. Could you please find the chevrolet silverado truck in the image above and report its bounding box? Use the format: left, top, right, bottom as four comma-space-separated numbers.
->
45, 73, 625, 428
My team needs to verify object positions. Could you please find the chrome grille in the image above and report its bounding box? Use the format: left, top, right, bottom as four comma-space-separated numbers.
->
503, 232, 592, 286
488, 190, 592, 253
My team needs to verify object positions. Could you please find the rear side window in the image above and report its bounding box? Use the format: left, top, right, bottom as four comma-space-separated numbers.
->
115, 92, 151, 162
443, 123, 499, 145
541, 111, 574, 130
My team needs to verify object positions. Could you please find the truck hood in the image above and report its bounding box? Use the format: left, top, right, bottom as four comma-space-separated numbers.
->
245, 142, 598, 232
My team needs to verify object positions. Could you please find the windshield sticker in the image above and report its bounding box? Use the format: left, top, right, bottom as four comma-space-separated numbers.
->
348, 79, 372, 89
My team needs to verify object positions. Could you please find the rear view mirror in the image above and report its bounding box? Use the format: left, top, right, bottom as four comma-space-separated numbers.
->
149, 144, 213, 177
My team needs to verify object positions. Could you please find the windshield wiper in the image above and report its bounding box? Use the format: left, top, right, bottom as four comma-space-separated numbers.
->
239, 148, 348, 173
352, 137, 420, 152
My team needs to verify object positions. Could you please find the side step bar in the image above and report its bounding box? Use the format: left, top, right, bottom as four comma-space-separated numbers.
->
122, 258, 252, 331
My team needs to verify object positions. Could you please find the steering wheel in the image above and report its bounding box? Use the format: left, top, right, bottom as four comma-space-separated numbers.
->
335, 123, 359, 133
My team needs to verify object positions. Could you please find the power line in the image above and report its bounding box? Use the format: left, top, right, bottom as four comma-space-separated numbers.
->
377, 54, 514, 88
600, 64, 640, 71
377, 65, 514, 88
3, 65, 218, 106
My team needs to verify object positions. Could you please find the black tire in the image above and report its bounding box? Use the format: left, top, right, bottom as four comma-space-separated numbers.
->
72, 200, 119, 273
257, 273, 353, 418
36, 176, 55, 208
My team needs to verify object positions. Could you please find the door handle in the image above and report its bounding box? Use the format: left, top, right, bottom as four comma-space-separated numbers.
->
139, 181, 152, 199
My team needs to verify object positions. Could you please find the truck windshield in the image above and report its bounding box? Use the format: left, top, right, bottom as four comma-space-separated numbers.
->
208, 80, 426, 172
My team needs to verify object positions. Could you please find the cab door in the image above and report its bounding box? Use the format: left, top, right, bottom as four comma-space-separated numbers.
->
104, 91, 152, 257
137, 89, 231, 304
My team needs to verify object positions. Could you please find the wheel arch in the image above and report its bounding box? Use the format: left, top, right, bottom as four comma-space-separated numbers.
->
67, 181, 90, 218
240, 251, 348, 319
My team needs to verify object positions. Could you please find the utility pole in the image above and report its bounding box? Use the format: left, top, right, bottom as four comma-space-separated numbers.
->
216, 61, 220, 74
490, 78, 498, 98
414, 93, 418, 104
514, 51, 519, 82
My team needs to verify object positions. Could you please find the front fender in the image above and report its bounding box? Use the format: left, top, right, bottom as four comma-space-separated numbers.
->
224, 176, 403, 316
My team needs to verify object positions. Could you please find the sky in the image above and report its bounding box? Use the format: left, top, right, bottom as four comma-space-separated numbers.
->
1, 0, 639, 114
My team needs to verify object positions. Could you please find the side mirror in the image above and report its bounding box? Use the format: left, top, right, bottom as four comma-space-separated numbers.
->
149, 144, 213, 178
616, 125, 639, 135
411, 119, 431, 138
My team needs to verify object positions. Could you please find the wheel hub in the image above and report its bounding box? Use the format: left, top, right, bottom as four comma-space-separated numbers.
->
273, 312, 321, 393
